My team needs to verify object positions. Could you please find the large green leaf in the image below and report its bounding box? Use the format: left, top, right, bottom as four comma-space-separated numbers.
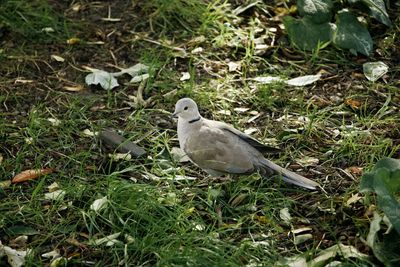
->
283, 16, 333, 51
360, 157, 400, 235
366, 212, 400, 267
349, 0, 392, 26
333, 10, 373, 56
297, 0, 333, 24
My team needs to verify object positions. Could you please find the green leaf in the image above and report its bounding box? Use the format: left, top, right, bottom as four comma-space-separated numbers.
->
283, 16, 333, 51
297, 0, 333, 24
360, 157, 400, 235
333, 10, 373, 56
349, 0, 392, 26
4, 225, 39, 236
366, 212, 400, 267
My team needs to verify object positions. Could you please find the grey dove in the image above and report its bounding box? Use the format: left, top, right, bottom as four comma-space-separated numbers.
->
172, 98, 320, 190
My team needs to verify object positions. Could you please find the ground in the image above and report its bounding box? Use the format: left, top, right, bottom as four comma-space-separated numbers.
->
0, 0, 399, 266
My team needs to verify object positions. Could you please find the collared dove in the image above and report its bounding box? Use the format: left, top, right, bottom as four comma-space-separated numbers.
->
172, 98, 320, 190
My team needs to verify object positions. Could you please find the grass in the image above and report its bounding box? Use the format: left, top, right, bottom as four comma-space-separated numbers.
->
1, 0, 399, 266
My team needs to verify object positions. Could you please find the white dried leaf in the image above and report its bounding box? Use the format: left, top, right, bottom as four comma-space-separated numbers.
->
44, 190, 66, 201
47, 182, 60, 192
291, 227, 312, 235
244, 127, 258, 135
345, 193, 362, 207
50, 55, 65, 62
286, 74, 321, 87
112, 63, 149, 77
294, 234, 313, 245
0, 243, 31, 267
85, 70, 119, 90
281, 255, 307, 267
279, 207, 292, 225
90, 196, 108, 212
363, 61, 388, 82
180, 72, 191, 81
174, 175, 197, 181
41, 27, 55, 33
108, 153, 132, 161
82, 129, 97, 137
193, 224, 206, 231
130, 73, 149, 83
90, 232, 121, 246
191, 47, 203, 54
252, 76, 284, 84
233, 107, 249, 113
217, 110, 231, 115
296, 156, 319, 166
228, 61, 241, 72
310, 244, 368, 265
41, 250, 60, 260
367, 211, 382, 248
47, 118, 61, 126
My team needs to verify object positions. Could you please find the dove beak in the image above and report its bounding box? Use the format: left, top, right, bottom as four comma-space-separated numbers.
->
171, 111, 179, 119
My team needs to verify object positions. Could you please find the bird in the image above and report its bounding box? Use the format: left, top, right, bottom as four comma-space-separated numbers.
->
171, 98, 320, 190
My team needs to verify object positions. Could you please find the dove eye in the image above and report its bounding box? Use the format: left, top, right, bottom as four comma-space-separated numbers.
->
184, 106, 188, 110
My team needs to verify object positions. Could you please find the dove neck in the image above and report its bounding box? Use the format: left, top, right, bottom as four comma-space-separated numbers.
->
188, 117, 201, 124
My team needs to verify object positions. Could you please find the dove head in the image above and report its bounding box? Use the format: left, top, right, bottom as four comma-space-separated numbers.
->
172, 98, 201, 121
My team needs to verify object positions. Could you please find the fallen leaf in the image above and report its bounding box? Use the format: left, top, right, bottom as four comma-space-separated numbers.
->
363, 61, 388, 82
9, 236, 28, 248
82, 129, 97, 137
63, 85, 84, 92
191, 47, 203, 54
44, 190, 66, 201
345, 193, 362, 207
108, 153, 132, 161
252, 76, 284, 84
41, 249, 60, 260
130, 73, 149, 83
296, 156, 319, 166
41, 27, 55, 33
0, 180, 11, 189
294, 234, 312, 245
345, 98, 362, 109
85, 70, 119, 90
227, 61, 241, 72
346, 166, 363, 175
112, 63, 149, 77
180, 72, 191, 81
67, 37, 80, 45
47, 182, 60, 192
47, 118, 61, 126
0, 241, 32, 267
50, 55, 65, 62
90, 233, 121, 246
286, 74, 321, 86
90, 196, 108, 212
279, 207, 292, 225
12, 168, 54, 183
233, 107, 249, 113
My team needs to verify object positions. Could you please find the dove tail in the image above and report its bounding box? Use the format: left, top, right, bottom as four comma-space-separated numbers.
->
261, 159, 320, 190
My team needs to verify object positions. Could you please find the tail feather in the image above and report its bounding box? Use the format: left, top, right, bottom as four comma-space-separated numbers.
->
261, 159, 320, 190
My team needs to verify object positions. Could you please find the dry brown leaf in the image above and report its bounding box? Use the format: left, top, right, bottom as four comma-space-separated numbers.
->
12, 168, 54, 183
345, 98, 362, 109
346, 166, 363, 175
